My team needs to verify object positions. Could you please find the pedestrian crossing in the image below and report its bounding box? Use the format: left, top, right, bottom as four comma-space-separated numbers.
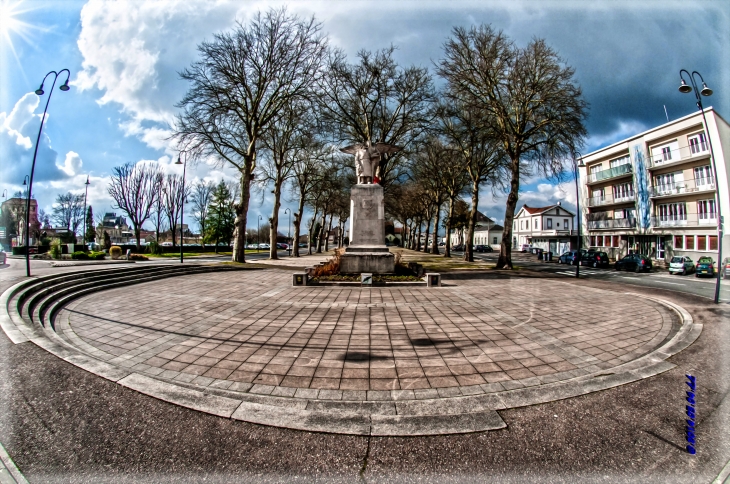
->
555, 269, 616, 277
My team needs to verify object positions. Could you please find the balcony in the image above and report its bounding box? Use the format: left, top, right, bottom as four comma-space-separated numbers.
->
587, 218, 636, 230
586, 163, 632, 184
587, 192, 635, 207
648, 144, 710, 169
649, 177, 715, 198
651, 213, 717, 228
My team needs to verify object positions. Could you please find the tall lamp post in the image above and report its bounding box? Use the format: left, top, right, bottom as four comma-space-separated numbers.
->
82, 175, 90, 248
257, 214, 263, 253
26, 69, 71, 277
572, 151, 585, 278
284, 208, 291, 256
22, 176, 29, 254
175, 153, 188, 263
678, 70, 723, 303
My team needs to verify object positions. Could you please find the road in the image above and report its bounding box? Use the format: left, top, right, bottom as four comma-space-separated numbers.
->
463, 250, 730, 304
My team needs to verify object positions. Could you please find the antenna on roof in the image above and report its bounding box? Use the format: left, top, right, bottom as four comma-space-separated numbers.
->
664, 105, 669, 123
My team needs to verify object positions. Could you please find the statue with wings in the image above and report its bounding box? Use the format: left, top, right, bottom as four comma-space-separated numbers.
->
340, 141, 402, 184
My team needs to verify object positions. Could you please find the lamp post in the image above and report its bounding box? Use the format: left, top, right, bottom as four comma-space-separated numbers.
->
21, 175, 29, 253
257, 214, 263, 253
26, 69, 71, 277
284, 208, 292, 256
572, 151, 586, 278
175, 153, 188, 263
678, 69, 723, 303
82, 175, 90, 248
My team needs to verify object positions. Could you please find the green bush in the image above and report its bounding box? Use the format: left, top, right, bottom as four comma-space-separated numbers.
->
89, 251, 106, 260
128, 253, 149, 261
146, 241, 163, 255
110, 246, 122, 260
50, 243, 61, 260
71, 251, 90, 260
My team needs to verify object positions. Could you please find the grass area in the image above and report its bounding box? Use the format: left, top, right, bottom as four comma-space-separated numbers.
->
147, 250, 265, 258
393, 248, 515, 272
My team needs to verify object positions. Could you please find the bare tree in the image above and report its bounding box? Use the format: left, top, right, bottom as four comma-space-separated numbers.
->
290, 143, 326, 257
163, 174, 191, 248
151, 189, 168, 243
52, 192, 85, 236
190, 180, 216, 250
317, 46, 436, 189
437, 25, 587, 268
108, 162, 164, 251
174, 8, 328, 263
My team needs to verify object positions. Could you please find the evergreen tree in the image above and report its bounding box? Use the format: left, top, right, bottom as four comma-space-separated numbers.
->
85, 206, 96, 243
204, 182, 236, 253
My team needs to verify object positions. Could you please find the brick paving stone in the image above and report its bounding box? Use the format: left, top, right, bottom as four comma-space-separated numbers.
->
63, 270, 674, 396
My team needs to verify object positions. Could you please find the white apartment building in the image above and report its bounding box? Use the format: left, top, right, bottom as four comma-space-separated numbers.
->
578, 108, 729, 263
512, 202, 576, 255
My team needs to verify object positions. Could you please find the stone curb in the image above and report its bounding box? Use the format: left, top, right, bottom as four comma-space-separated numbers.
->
0, 273, 700, 436
0, 442, 28, 484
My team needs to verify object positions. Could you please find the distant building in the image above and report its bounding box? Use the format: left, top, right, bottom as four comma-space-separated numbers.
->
449, 211, 503, 247
0, 197, 41, 248
512, 203, 576, 254
97, 212, 133, 244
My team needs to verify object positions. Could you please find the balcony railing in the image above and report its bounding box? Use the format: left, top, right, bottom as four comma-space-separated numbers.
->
587, 218, 636, 230
587, 192, 635, 207
649, 177, 715, 198
586, 163, 632, 184
651, 212, 717, 228
648, 143, 710, 168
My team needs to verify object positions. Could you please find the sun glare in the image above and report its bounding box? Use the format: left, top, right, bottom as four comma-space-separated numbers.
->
1, 0, 39, 47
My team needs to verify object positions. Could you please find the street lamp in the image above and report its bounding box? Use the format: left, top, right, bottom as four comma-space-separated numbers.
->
26, 69, 71, 277
257, 214, 263, 253
175, 153, 188, 263
284, 208, 292, 256
678, 69, 723, 303
572, 151, 585, 278
82, 175, 90, 248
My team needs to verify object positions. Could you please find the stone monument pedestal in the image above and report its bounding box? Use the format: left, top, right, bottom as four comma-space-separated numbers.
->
339, 184, 394, 274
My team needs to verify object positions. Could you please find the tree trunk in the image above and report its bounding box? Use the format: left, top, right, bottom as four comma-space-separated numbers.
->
293, 195, 306, 257
444, 196, 455, 258
135, 226, 141, 252
324, 213, 332, 252
232, 166, 252, 263
269, 177, 283, 260
316, 211, 326, 253
431, 203, 441, 255
464, 180, 480, 262
496, 157, 521, 269
422, 210, 431, 253
308, 208, 318, 255
416, 222, 422, 251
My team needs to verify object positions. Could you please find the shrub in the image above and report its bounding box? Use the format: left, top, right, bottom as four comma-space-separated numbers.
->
309, 248, 343, 278
71, 251, 90, 260
110, 246, 122, 260
50, 243, 61, 260
89, 251, 106, 260
146, 241, 163, 255
128, 253, 149, 261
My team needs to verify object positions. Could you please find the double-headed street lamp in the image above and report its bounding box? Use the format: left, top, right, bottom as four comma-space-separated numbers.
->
26, 69, 71, 277
678, 69, 723, 304
175, 153, 188, 263
82, 176, 90, 247
572, 151, 586, 278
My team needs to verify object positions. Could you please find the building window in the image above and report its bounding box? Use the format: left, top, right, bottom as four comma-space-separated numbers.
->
493, 236, 497, 245
546, 218, 552, 229
686, 236, 695, 250
709, 236, 718, 251
590, 164, 603, 174
662, 146, 672, 161
651, 140, 679, 165
698, 199, 716, 220
613, 183, 634, 199
564, 219, 569, 229
613, 235, 620, 247
689, 132, 708, 154
609, 155, 630, 168
674, 235, 684, 249
694, 166, 713, 187
697, 235, 707, 251
657, 202, 687, 221
590, 236, 596, 247
534, 219, 538, 229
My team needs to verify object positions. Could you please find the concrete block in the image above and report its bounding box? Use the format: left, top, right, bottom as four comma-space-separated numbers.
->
426, 273, 441, 287
361, 273, 373, 285
292, 273, 308, 286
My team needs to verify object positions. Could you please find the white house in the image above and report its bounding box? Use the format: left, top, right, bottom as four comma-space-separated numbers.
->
448, 211, 503, 247
512, 202, 576, 255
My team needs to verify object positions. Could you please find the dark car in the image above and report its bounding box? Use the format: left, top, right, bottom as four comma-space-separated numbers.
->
581, 251, 610, 268
452, 244, 464, 251
475, 245, 493, 253
614, 254, 652, 273
695, 256, 716, 278
557, 249, 588, 265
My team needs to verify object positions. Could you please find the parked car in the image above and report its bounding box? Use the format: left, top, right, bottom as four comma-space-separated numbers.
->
669, 256, 694, 275
722, 257, 730, 279
695, 256, 716, 278
259, 243, 271, 250
299, 243, 308, 248
452, 244, 464, 251
614, 254, 652, 272
0, 251, 6, 265
276, 243, 289, 250
520, 244, 533, 252
246, 244, 257, 249
475, 245, 493, 253
557, 249, 587, 265
581, 251, 610, 268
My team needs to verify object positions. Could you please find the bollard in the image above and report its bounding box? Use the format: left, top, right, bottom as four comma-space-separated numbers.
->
685, 373, 697, 454
361, 273, 373, 286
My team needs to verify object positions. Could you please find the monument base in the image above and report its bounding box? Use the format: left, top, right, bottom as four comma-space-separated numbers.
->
340, 249, 394, 274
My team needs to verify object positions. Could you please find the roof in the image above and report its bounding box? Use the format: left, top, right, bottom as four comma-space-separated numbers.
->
519, 203, 575, 217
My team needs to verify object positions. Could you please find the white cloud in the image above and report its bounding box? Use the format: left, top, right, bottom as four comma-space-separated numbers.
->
56, 151, 83, 176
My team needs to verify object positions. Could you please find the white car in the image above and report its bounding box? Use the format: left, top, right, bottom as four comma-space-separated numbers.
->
669, 256, 694, 275
0, 251, 6, 264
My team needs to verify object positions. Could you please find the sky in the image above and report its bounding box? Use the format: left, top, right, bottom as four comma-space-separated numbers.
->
1, 0, 728, 235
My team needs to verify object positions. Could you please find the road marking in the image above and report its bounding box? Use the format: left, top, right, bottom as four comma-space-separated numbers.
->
654, 281, 686, 286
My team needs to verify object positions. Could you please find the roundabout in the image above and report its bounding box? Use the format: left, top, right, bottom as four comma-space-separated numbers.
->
2, 267, 700, 436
